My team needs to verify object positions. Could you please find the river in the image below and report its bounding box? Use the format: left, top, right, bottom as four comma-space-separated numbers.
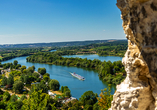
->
63, 54, 122, 62
2, 55, 122, 99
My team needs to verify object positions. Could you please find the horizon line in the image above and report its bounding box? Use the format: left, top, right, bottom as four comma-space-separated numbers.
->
0, 39, 127, 45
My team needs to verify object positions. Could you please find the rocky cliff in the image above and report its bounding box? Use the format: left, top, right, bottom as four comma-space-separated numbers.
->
110, 0, 157, 110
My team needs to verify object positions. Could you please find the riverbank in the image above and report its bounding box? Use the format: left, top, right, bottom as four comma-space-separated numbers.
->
2, 56, 117, 99
26, 52, 126, 85
62, 54, 122, 62
0, 62, 83, 109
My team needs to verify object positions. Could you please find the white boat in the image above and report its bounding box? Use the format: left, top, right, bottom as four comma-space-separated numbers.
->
70, 72, 85, 80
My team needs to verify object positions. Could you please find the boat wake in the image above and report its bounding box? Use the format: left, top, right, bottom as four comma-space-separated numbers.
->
70, 72, 85, 81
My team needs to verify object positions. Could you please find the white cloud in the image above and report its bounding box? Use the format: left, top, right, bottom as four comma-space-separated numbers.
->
103, 30, 105, 31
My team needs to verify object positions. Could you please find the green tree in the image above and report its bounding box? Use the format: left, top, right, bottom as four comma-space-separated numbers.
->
21, 65, 26, 73
68, 101, 83, 110
93, 102, 100, 110
43, 75, 50, 82
36, 81, 48, 93
32, 72, 39, 79
7, 101, 23, 110
61, 86, 64, 93
20, 74, 25, 83
30, 81, 48, 94
3, 91, 11, 101
27, 66, 35, 73
13, 81, 24, 93
44, 73, 50, 76
63, 86, 70, 93
22, 89, 56, 110
2, 76, 7, 86
23, 69, 27, 74
32, 65, 35, 71
49, 79, 60, 91
13, 60, 18, 66
79, 91, 98, 106
65, 91, 71, 98
0, 101, 7, 109
7, 74, 14, 85
10, 94, 18, 102
15, 64, 21, 69
84, 104, 93, 110
10, 70, 21, 76
20, 95, 27, 101
38, 68, 46, 75
24, 75, 29, 84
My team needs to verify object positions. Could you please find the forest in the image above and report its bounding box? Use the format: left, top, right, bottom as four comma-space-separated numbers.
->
57, 40, 127, 57
0, 40, 125, 48
0, 47, 53, 62
0, 40, 127, 62
0, 40, 128, 109
0, 61, 113, 110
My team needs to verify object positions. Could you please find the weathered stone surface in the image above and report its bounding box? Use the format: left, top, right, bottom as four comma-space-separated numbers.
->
110, 0, 157, 109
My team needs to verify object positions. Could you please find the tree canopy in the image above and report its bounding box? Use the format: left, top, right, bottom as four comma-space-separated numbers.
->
2, 76, 7, 86
79, 91, 98, 106
13, 81, 24, 93
49, 79, 60, 91
13, 60, 18, 66
7, 74, 14, 85
38, 68, 46, 75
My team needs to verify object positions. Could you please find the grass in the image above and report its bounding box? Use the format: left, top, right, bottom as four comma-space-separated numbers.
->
5, 72, 10, 78
51, 90, 63, 95
0, 56, 3, 60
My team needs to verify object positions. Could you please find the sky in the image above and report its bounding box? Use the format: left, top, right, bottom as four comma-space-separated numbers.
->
0, 0, 126, 44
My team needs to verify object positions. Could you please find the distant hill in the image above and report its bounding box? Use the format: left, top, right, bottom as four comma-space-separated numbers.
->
0, 39, 127, 48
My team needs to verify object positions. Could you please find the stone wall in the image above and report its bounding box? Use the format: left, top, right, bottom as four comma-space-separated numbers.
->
110, 0, 157, 109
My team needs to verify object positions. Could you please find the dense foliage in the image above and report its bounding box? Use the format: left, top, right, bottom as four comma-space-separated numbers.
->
0, 47, 52, 62
97, 85, 113, 110
13, 81, 24, 93
0, 40, 128, 109
0, 61, 115, 109
38, 68, 46, 75
57, 40, 127, 57
49, 79, 60, 91
60, 86, 71, 98
79, 91, 98, 106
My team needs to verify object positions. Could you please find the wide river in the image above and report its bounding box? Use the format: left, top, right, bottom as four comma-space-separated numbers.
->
2, 55, 122, 99
63, 54, 122, 62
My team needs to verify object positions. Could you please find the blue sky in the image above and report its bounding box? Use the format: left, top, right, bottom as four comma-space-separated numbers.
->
0, 0, 126, 44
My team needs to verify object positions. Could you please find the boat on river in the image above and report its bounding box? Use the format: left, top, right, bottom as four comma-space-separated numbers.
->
70, 72, 85, 80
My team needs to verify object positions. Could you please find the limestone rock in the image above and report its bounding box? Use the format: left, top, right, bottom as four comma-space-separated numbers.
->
110, 0, 157, 109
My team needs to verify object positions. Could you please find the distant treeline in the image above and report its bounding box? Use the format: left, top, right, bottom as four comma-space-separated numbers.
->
56, 40, 128, 57
0, 40, 127, 62
0, 47, 53, 61
0, 39, 126, 48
